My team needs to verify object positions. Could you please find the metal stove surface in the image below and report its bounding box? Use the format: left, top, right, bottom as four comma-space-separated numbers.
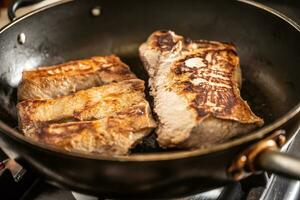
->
0, 1, 299, 200
0, 169, 267, 200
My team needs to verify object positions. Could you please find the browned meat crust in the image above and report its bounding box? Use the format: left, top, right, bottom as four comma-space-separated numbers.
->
17, 79, 146, 138
17, 79, 156, 155
36, 103, 156, 155
18, 55, 136, 101
139, 30, 263, 148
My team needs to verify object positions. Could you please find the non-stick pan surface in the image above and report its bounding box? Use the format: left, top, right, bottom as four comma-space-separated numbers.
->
0, 0, 299, 198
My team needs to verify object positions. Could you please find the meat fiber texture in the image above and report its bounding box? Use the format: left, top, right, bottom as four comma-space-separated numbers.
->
139, 30, 263, 149
18, 55, 136, 101
17, 56, 156, 155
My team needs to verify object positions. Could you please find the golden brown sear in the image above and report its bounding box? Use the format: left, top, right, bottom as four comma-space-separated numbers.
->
17, 53, 157, 156
170, 49, 260, 124
36, 103, 156, 155
18, 79, 146, 136
18, 55, 136, 101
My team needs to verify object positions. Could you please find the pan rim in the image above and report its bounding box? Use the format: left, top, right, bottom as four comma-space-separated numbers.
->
0, 0, 299, 162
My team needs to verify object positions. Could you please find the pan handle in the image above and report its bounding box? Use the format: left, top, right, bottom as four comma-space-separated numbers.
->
8, 0, 44, 21
256, 150, 300, 180
228, 130, 300, 180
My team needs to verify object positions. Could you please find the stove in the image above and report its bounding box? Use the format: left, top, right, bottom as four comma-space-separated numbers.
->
0, 157, 268, 200
0, 1, 299, 200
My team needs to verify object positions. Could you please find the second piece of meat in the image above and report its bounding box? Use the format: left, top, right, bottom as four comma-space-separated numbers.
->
139, 30, 263, 149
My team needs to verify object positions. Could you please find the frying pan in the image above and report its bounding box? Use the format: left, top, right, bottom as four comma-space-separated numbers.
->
0, 0, 299, 198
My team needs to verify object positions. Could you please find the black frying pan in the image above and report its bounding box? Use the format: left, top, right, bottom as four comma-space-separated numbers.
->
0, 0, 300, 198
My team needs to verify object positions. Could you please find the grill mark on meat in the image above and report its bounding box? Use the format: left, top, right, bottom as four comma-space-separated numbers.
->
40, 106, 147, 140
17, 79, 146, 133
37, 104, 156, 154
39, 121, 96, 147
170, 49, 241, 120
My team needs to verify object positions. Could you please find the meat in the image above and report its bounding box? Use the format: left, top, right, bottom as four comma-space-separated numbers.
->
139, 30, 264, 149
18, 79, 146, 137
18, 55, 136, 101
34, 103, 155, 155
17, 79, 156, 155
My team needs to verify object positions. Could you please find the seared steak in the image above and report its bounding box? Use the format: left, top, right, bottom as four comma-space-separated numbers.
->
34, 103, 155, 155
18, 55, 136, 101
17, 79, 156, 155
139, 30, 263, 148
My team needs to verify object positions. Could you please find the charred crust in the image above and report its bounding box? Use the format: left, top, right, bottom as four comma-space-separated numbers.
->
170, 47, 241, 119
155, 33, 177, 51
190, 104, 207, 118
22, 55, 135, 80
40, 121, 95, 141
